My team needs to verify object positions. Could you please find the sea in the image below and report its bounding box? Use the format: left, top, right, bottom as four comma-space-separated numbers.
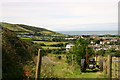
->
57, 31, 118, 35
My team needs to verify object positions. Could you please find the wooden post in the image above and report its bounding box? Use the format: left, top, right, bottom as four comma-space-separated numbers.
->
107, 55, 112, 80
99, 56, 103, 71
103, 58, 105, 71
35, 49, 42, 80
113, 61, 116, 78
86, 46, 89, 64
117, 57, 120, 79
118, 57, 120, 79
105, 59, 107, 74
72, 54, 74, 66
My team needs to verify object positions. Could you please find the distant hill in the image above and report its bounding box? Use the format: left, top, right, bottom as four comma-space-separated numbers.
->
0, 22, 58, 35
2, 26, 39, 78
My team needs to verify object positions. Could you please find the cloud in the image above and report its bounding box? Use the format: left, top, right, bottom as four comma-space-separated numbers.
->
0, 0, 119, 31
41, 23, 117, 31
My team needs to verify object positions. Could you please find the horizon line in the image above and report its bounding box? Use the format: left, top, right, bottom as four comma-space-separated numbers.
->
55, 30, 118, 32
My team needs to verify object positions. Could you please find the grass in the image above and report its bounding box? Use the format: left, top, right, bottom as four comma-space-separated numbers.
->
41, 46, 61, 49
80, 71, 106, 78
41, 54, 106, 78
15, 25, 33, 33
51, 62, 106, 78
53, 62, 81, 78
40, 31, 53, 34
33, 41, 66, 45
20, 37, 32, 40
17, 32, 30, 34
0, 23, 22, 31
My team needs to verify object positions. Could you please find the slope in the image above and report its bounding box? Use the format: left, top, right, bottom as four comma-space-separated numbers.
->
2, 26, 38, 79
0, 22, 57, 35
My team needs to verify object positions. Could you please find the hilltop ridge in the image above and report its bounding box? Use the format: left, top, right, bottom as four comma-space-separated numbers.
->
0, 22, 59, 35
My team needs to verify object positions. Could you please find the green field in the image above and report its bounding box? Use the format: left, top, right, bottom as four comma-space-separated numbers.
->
17, 32, 30, 34
42, 46, 61, 49
20, 37, 32, 40
33, 41, 66, 45
40, 31, 53, 34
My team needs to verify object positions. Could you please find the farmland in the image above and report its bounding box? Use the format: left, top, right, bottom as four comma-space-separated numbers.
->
1, 22, 120, 79
33, 41, 66, 45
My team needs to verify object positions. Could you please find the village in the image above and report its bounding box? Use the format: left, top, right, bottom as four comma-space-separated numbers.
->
17, 33, 120, 52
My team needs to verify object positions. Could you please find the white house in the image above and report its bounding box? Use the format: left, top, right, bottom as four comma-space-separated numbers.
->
66, 44, 74, 51
90, 41, 94, 44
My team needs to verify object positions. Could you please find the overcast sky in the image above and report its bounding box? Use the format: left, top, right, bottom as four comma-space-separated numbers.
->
0, 0, 119, 31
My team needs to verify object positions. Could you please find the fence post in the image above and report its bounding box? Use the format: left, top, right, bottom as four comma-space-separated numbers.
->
35, 49, 42, 80
107, 55, 112, 80
114, 61, 116, 78
117, 57, 120, 79
72, 54, 74, 66
99, 56, 103, 71
103, 58, 107, 74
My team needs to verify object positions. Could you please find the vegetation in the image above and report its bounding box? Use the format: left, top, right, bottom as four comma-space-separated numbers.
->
41, 54, 106, 78
2, 27, 40, 79
66, 38, 94, 69
1, 22, 119, 79
0, 22, 59, 35
33, 41, 66, 46
96, 48, 120, 57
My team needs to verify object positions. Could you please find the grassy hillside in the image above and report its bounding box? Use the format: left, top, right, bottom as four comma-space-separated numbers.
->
0, 22, 57, 35
2, 27, 39, 79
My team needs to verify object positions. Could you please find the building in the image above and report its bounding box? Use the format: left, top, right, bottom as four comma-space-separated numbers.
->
66, 44, 74, 51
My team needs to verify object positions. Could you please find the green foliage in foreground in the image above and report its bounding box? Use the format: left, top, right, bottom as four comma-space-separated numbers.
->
2, 27, 39, 79
41, 57, 106, 78
41, 62, 81, 78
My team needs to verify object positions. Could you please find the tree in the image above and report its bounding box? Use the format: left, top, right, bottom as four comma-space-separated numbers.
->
67, 38, 94, 65
97, 49, 105, 56
94, 40, 100, 44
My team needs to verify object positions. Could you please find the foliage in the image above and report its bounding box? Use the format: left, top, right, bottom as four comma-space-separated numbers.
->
96, 49, 105, 56
41, 63, 58, 78
0, 22, 58, 36
94, 40, 100, 44
113, 50, 120, 57
2, 27, 39, 79
97, 48, 120, 57
66, 38, 94, 65
109, 40, 120, 45
41, 54, 106, 78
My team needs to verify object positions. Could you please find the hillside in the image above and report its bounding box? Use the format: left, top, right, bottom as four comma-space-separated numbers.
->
0, 22, 58, 35
2, 27, 39, 78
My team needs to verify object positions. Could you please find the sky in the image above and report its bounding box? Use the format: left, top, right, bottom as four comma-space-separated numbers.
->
0, 0, 119, 31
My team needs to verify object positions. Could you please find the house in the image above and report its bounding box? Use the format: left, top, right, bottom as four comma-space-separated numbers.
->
65, 38, 76, 40
90, 41, 94, 44
66, 44, 74, 51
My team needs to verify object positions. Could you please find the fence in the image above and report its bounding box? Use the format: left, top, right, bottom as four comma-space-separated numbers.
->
112, 57, 120, 78
101, 55, 120, 79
